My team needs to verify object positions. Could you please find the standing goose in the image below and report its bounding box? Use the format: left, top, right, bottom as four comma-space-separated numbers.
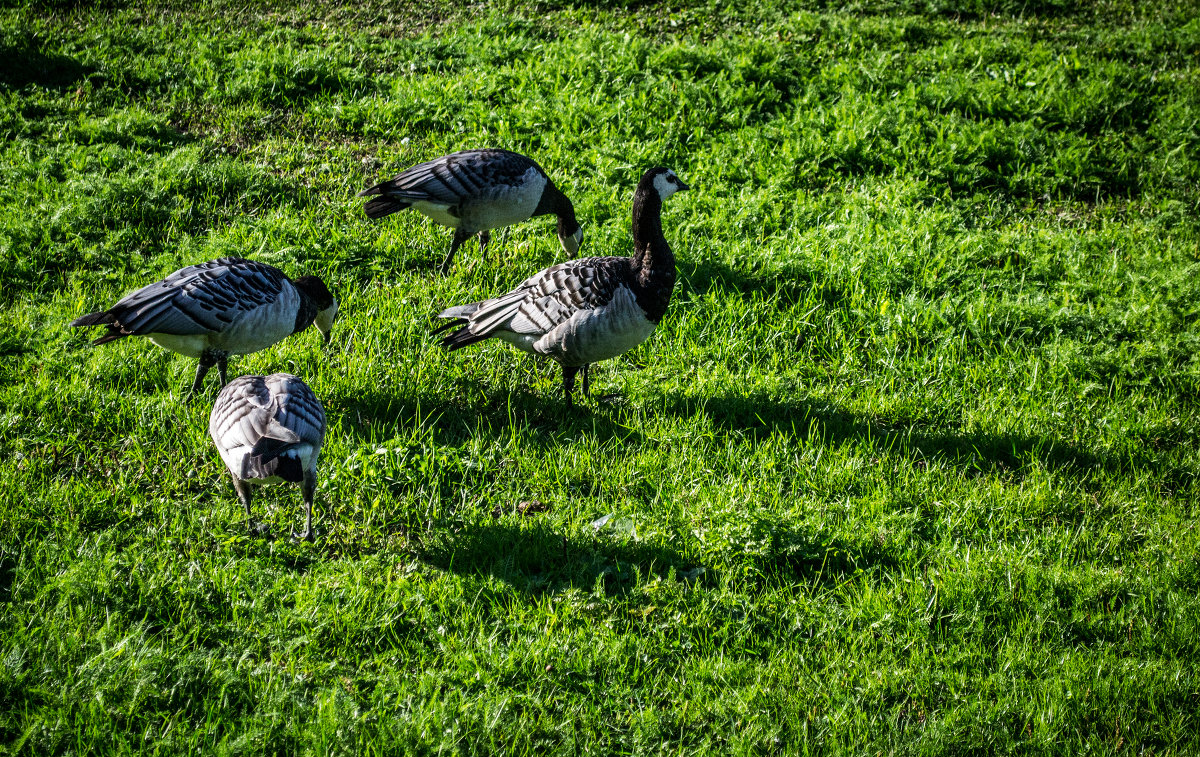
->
209, 373, 326, 540
357, 148, 583, 274
70, 258, 338, 396
433, 167, 688, 406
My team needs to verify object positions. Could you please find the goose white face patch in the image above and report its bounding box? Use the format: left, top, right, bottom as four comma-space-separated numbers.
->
560, 226, 583, 255
653, 171, 683, 200
315, 302, 338, 342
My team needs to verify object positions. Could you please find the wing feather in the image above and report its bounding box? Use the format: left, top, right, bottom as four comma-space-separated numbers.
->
74, 258, 288, 341
209, 374, 325, 461
438, 256, 634, 342
360, 149, 542, 206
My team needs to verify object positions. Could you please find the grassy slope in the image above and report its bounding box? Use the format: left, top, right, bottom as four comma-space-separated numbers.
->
1, 0, 1198, 753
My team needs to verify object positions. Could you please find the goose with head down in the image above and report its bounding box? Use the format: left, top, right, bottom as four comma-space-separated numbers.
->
209, 373, 326, 540
70, 258, 337, 397
357, 148, 583, 274
433, 166, 689, 405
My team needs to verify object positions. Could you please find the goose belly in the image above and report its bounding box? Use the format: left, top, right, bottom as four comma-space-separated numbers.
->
494, 331, 543, 355
147, 290, 299, 357
412, 201, 461, 229
535, 287, 657, 366
147, 333, 209, 358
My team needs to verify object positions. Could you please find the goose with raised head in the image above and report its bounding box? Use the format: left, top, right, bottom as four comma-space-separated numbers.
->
209, 373, 326, 540
70, 258, 338, 397
357, 148, 583, 274
433, 166, 688, 405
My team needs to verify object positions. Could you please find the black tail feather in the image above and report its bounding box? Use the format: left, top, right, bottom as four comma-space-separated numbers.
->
433, 319, 491, 351
430, 318, 463, 337
69, 310, 111, 328
249, 435, 296, 464
362, 197, 411, 220
71, 311, 129, 346
89, 328, 128, 346
243, 449, 305, 483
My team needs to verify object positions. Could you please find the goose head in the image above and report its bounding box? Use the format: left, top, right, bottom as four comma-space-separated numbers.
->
559, 222, 584, 256
649, 168, 689, 201
295, 275, 338, 345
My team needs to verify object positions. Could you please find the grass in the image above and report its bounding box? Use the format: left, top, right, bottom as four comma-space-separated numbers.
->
1, 0, 1198, 752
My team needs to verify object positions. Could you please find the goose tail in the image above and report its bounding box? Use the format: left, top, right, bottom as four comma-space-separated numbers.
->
361, 196, 411, 219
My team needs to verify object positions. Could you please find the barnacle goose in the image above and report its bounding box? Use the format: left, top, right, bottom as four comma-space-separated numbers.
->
433, 167, 688, 406
357, 148, 583, 273
209, 373, 326, 540
70, 258, 338, 396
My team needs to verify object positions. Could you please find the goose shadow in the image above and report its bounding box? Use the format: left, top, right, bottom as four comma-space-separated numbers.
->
657, 390, 1143, 482
678, 256, 845, 308
320, 381, 646, 448
419, 518, 903, 600
0, 548, 14, 605
419, 520, 697, 596
0, 40, 94, 90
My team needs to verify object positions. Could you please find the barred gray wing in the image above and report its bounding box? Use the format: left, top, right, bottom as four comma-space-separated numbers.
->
375, 149, 541, 205
466, 256, 633, 337
108, 258, 288, 336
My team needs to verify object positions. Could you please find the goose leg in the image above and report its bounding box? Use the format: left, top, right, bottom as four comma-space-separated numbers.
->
581, 364, 592, 398
478, 229, 491, 255
188, 353, 217, 398
233, 476, 266, 536
562, 365, 580, 408
217, 356, 229, 387
440, 228, 473, 274
293, 471, 316, 542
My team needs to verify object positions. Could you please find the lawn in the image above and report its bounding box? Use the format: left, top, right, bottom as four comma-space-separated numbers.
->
1, 0, 1198, 753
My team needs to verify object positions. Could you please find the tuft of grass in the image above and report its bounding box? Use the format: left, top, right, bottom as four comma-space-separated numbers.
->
1, 0, 1198, 753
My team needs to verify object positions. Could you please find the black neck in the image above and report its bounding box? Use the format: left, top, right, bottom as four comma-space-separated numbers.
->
292, 286, 318, 335
630, 188, 675, 324
534, 182, 577, 230
291, 275, 333, 335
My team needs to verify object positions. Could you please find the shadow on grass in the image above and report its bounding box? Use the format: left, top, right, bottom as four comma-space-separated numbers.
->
420, 518, 902, 599
658, 390, 1128, 481
543, 0, 1080, 19
0, 547, 14, 604
680, 256, 844, 308
0, 40, 94, 90
322, 381, 644, 448
762, 527, 901, 581
420, 520, 693, 596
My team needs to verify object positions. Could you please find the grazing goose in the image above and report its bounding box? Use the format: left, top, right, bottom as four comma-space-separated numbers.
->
209, 373, 326, 540
70, 258, 338, 396
357, 148, 583, 274
433, 166, 688, 406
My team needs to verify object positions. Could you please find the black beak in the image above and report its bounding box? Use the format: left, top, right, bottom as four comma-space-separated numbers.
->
678, 180, 691, 191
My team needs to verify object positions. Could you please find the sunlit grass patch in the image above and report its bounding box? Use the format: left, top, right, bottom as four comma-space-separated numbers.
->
1, 0, 1198, 753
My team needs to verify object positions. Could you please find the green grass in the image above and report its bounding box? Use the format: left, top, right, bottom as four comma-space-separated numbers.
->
2, 0, 1199, 752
